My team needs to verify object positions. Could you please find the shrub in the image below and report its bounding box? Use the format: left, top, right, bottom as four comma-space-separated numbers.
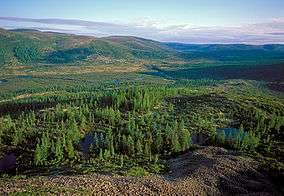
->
124, 166, 149, 177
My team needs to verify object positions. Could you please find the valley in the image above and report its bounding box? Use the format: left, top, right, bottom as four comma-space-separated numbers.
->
0, 28, 284, 195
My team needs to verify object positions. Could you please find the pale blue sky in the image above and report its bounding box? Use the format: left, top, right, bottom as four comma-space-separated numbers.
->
1, 0, 284, 26
0, 0, 283, 44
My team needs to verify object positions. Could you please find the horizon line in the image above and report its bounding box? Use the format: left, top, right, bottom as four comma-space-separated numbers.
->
0, 16, 284, 45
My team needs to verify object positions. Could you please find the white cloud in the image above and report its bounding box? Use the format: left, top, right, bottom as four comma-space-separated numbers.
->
0, 16, 283, 44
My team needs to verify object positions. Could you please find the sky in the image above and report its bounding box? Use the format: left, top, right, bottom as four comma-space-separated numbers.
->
0, 0, 284, 44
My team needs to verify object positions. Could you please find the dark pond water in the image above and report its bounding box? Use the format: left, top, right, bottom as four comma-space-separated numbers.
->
80, 133, 95, 159
80, 132, 105, 159
16, 75, 33, 79
191, 128, 250, 146
0, 79, 8, 84
0, 153, 16, 171
113, 79, 122, 85
217, 128, 247, 141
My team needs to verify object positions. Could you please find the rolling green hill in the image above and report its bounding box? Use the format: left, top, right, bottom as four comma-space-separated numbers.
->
1, 28, 284, 195
0, 28, 178, 66
167, 42, 284, 61
1, 28, 284, 67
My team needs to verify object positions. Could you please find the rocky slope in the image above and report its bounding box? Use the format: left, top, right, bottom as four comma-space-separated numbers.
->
0, 147, 280, 195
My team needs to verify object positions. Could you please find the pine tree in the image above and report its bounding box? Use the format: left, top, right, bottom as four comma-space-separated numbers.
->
219, 130, 226, 145
50, 140, 55, 155
164, 124, 172, 148
110, 136, 115, 156
128, 119, 135, 136
80, 113, 87, 129
136, 139, 143, 155
34, 142, 43, 165
55, 139, 64, 162
127, 135, 135, 156
99, 148, 104, 160
103, 149, 110, 160
94, 132, 99, 150
105, 128, 113, 150
239, 124, 244, 132
234, 132, 241, 149
144, 141, 151, 158
12, 128, 23, 146
66, 139, 75, 159
120, 154, 124, 167
171, 131, 181, 153
34, 133, 50, 165
154, 128, 163, 153
180, 129, 191, 151
241, 133, 250, 150
122, 135, 128, 154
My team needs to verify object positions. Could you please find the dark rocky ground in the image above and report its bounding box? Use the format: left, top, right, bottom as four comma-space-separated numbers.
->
0, 147, 281, 195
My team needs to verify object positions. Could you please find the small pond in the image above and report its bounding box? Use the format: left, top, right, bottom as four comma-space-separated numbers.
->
217, 128, 248, 142
16, 75, 33, 79
0, 153, 16, 171
0, 79, 8, 84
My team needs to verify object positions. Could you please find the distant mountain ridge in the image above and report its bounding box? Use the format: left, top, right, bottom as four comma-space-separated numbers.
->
0, 28, 284, 66
0, 28, 179, 66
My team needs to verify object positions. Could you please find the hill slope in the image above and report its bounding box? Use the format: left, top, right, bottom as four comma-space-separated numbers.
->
0, 28, 178, 66
2, 28, 284, 67
1, 147, 280, 195
167, 42, 284, 61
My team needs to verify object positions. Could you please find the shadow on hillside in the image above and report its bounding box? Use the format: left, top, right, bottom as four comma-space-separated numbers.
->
143, 63, 284, 82
217, 169, 281, 195
162, 146, 281, 194
164, 152, 216, 181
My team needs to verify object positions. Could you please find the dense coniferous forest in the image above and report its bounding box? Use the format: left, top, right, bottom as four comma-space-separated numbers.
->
0, 28, 284, 194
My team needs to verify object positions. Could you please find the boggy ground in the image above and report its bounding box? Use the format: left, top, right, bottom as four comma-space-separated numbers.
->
0, 147, 281, 195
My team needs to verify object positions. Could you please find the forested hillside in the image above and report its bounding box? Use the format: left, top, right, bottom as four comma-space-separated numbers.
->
1, 28, 284, 67
0, 28, 284, 195
0, 28, 177, 66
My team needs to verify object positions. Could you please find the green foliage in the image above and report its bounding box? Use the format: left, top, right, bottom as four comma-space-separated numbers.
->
34, 133, 50, 166
55, 139, 64, 162
214, 127, 260, 151
13, 44, 41, 63
218, 130, 226, 145
125, 166, 149, 177
0, 76, 283, 177
46, 47, 93, 64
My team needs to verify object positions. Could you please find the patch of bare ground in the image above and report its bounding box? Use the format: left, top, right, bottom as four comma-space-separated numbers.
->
0, 91, 65, 103
0, 62, 146, 77
0, 147, 280, 195
35, 65, 141, 75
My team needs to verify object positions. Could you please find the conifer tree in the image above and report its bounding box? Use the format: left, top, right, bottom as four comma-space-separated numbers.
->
154, 128, 163, 153
12, 128, 24, 146
122, 135, 128, 154
99, 148, 104, 160
144, 141, 151, 157
80, 113, 87, 129
35, 142, 43, 165
66, 139, 75, 159
34, 133, 50, 165
127, 135, 135, 155
103, 149, 110, 160
180, 128, 191, 151
120, 154, 124, 167
55, 139, 64, 162
219, 130, 226, 145
110, 136, 115, 156
136, 139, 143, 155
171, 131, 181, 153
